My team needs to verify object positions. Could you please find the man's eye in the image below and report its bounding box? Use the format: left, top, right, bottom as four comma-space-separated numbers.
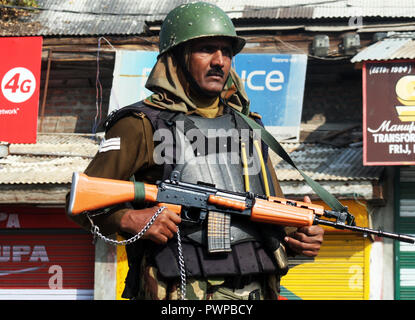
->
222, 48, 232, 57
197, 45, 232, 56
200, 46, 215, 52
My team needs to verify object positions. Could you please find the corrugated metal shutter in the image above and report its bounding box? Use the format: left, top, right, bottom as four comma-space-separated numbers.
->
396, 167, 415, 300
280, 233, 370, 300
280, 200, 370, 300
0, 232, 94, 300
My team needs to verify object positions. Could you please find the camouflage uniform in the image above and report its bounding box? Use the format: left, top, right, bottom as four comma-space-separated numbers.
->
137, 253, 279, 300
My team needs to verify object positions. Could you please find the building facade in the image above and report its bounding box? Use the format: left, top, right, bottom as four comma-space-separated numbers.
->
1, 0, 415, 299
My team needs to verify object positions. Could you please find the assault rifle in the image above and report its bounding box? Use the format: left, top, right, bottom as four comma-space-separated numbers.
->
68, 172, 415, 244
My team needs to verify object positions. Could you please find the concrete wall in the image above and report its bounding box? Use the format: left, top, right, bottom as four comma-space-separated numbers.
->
94, 237, 117, 300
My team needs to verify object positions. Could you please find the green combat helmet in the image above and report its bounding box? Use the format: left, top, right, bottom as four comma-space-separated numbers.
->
159, 2, 246, 56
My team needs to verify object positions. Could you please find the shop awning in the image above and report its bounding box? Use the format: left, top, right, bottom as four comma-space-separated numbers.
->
352, 32, 415, 63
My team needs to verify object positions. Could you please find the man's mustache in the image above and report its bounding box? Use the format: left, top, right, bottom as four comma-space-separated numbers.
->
206, 67, 224, 78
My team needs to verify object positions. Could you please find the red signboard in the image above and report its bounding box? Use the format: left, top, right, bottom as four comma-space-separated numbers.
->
363, 60, 415, 165
0, 233, 94, 289
0, 206, 81, 229
0, 37, 42, 143
0, 206, 94, 290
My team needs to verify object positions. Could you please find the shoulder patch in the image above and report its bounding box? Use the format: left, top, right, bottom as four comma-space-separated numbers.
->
98, 137, 121, 153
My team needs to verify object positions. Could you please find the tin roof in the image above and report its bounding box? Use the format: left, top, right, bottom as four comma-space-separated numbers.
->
271, 143, 384, 182
2, 0, 415, 36
0, 155, 91, 184
351, 32, 415, 62
220, 0, 415, 19
8, 133, 99, 158
0, 133, 99, 184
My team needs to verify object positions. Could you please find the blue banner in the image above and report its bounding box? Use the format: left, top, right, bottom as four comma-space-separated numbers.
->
234, 54, 307, 131
109, 50, 158, 113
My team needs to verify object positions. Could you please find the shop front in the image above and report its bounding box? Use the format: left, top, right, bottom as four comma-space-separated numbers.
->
0, 205, 94, 299
395, 167, 415, 299
280, 200, 371, 300
351, 36, 415, 299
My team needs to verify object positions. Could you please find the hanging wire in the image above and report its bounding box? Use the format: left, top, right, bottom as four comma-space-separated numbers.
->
93, 37, 116, 134
3, 2, 415, 16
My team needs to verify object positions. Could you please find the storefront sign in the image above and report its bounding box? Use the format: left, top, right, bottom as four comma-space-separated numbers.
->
109, 51, 307, 141
363, 60, 415, 165
0, 234, 94, 290
108, 50, 157, 114
234, 54, 307, 141
0, 206, 80, 229
0, 207, 94, 294
0, 37, 42, 143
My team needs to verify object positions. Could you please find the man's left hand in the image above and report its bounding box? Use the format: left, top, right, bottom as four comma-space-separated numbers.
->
284, 196, 324, 257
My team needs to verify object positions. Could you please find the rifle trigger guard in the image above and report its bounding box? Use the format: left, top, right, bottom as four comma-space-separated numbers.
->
181, 208, 208, 225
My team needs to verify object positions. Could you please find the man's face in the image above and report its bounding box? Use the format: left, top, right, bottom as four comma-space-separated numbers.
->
188, 37, 233, 97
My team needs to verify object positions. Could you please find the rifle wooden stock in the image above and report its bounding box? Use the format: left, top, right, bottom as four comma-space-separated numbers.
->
68, 172, 159, 215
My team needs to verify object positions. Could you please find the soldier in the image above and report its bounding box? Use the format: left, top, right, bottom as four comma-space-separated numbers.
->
67, 2, 324, 300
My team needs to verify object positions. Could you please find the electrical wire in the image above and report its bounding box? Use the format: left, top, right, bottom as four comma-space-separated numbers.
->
272, 36, 351, 61
2, 1, 415, 17
93, 37, 116, 134
0, 3, 154, 16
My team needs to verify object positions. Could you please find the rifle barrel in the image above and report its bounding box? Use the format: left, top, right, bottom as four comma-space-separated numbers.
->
315, 217, 415, 244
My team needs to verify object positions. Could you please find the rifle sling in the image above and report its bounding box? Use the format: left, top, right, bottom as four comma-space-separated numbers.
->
236, 111, 347, 213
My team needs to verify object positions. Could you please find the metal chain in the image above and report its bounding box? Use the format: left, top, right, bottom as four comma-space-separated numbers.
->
87, 206, 166, 246
87, 206, 187, 300
176, 228, 186, 300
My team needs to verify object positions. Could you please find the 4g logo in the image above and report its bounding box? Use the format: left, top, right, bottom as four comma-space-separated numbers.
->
0, 36, 42, 143
1, 67, 36, 103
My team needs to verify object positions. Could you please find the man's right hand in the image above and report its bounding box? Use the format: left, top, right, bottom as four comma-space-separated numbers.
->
119, 206, 181, 244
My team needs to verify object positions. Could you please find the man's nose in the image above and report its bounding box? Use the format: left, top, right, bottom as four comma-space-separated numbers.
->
211, 49, 225, 67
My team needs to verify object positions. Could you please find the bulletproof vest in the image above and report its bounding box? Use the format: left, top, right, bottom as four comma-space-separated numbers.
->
161, 111, 276, 249
106, 103, 286, 285
172, 112, 270, 193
